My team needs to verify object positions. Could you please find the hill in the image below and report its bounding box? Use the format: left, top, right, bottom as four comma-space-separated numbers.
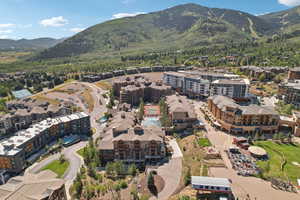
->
34, 3, 277, 60
0, 38, 65, 51
260, 6, 300, 40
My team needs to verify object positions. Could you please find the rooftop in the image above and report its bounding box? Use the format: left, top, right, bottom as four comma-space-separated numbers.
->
0, 170, 65, 200
11, 89, 32, 100
210, 95, 278, 116
191, 176, 231, 188
212, 79, 250, 85
0, 112, 88, 156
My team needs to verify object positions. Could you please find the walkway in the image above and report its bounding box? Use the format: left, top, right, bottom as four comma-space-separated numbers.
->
150, 139, 183, 200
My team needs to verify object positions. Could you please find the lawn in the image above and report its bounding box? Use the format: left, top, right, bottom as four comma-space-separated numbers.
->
77, 148, 85, 157
255, 141, 300, 184
41, 160, 70, 178
198, 138, 212, 147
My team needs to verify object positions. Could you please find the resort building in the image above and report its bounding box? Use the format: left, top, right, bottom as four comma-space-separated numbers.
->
288, 67, 300, 80
0, 170, 67, 200
166, 95, 198, 131
240, 66, 287, 81
0, 98, 73, 137
211, 79, 250, 99
98, 111, 166, 165
113, 76, 173, 106
279, 80, 300, 108
0, 112, 90, 173
208, 95, 279, 134
163, 71, 249, 99
163, 72, 210, 98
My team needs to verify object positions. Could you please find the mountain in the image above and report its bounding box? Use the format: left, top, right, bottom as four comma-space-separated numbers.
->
33, 3, 296, 60
260, 6, 300, 38
0, 38, 65, 51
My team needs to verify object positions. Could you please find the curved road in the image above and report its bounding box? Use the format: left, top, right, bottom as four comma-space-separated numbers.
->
25, 81, 108, 199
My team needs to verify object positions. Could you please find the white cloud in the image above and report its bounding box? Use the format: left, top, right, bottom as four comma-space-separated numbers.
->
278, 0, 300, 6
40, 16, 68, 27
0, 35, 10, 39
112, 12, 145, 19
122, 0, 136, 4
70, 27, 85, 33
0, 30, 13, 34
0, 24, 15, 28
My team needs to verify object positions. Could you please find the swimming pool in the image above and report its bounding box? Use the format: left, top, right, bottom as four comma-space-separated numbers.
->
142, 117, 161, 127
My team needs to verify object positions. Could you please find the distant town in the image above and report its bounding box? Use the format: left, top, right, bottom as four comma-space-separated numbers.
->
0, 65, 300, 200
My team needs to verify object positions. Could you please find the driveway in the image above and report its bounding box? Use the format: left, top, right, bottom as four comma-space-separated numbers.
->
150, 140, 183, 200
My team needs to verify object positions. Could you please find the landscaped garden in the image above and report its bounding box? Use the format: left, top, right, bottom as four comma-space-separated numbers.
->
41, 156, 69, 178
255, 141, 300, 184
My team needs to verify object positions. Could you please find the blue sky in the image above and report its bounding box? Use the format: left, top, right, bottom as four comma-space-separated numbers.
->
0, 0, 299, 40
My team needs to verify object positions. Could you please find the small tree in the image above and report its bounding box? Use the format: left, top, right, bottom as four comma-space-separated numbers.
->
138, 98, 145, 120
147, 172, 155, 189
273, 133, 279, 141
254, 132, 260, 141
59, 154, 66, 164
128, 164, 138, 176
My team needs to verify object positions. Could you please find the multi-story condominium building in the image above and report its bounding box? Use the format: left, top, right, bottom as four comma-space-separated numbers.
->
0, 98, 73, 137
288, 67, 300, 80
211, 79, 250, 99
208, 96, 279, 134
240, 66, 287, 81
166, 95, 198, 131
0, 112, 90, 173
0, 170, 67, 200
113, 76, 173, 106
279, 81, 300, 108
98, 111, 165, 165
163, 71, 249, 99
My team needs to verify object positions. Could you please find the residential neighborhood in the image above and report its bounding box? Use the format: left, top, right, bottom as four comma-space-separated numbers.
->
0, 65, 300, 200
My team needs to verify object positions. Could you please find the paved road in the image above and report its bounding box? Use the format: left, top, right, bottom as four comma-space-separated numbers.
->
150, 140, 183, 200
193, 101, 300, 200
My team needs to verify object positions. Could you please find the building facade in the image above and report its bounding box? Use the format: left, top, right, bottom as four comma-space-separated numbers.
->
288, 67, 300, 80
163, 71, 249, 99
166, 95, 198, 131
98, 111, 166, 165
211, 79, 250, 99
279, 81, 300, 108
208, 96, 279, 134
0, 112, 90, 173
0, 98, 73, 137
113, 76, 173, 106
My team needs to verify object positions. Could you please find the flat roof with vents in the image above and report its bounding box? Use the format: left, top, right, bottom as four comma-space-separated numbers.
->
191, 176, 231, 189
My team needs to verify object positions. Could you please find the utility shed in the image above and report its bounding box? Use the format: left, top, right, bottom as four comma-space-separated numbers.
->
191, 176, 231, 193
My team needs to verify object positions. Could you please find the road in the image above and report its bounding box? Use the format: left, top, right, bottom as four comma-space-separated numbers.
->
26, 81, 108, 199
193, 101, 300, 200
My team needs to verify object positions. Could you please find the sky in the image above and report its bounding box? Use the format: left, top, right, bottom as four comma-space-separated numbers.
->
0, 0, 299, 40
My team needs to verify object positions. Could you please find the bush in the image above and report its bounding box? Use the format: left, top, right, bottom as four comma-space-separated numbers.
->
184, 167, 191, 186
120, 180, 128, 189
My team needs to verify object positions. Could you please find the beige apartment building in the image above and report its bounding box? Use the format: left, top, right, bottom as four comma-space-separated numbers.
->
208, 95, 279, 134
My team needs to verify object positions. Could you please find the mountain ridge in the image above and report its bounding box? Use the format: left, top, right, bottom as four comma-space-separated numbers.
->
0, 37, 65, 51
32, 3, 300, 60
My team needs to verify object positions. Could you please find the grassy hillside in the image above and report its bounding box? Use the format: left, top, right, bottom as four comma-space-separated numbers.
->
33, 3, 275, 60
